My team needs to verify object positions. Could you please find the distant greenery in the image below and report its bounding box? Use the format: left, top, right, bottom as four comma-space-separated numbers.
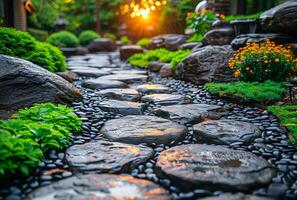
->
268, 105, 297, 146
79, 30, 100, 46
120, 36, 131, 45
47, 31, 79, 48
137, 38, 150, 48
27, 28, 49, 41
128, 48, 191, 70
0, 103, 82, 178
186, 33, 203, 42
225, 12, 261, 22
103, 33, 117, 41
205, 81, 286, 104
0, 28, 66, 72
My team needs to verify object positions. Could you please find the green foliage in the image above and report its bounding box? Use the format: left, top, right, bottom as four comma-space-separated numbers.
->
128, 48, 191, 69
268, 105, 297, 146
103, 33, 117, 41
186, 33, 203, 42
225, 13, 261, 22
79, 30, 100, 46
47, 31, 79, 48
136, 38, 150, 48
120, 36, 131, 45
13, 103, 82, 133
27, 28, 49, 41
0, 27, 66, 72
205, 81, 286, 103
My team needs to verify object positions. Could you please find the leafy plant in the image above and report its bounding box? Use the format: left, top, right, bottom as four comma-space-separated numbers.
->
186, 33, 203, 42
229, 40, 297, 82
103, 33, 117, 41
79, 30, 100, 46
205, 81, 286, 103
47, 31, 79, 48
120, 36, 131, 45
136, 38, 150, 48
225, 12, 261, 22
27, 28, 49, 41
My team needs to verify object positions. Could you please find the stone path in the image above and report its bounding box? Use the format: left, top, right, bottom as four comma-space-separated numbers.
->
3, 52, 297, 200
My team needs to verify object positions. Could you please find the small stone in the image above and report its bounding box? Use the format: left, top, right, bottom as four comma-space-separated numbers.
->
98, 100, 146, 115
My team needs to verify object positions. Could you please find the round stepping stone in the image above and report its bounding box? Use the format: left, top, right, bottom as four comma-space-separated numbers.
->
26, 174, 171, 200
193, 120, 261, 145
142, 93, 192, 105
71, 68, 110, 77
136, 84, 172, 94
112, 70, 147, 75
98, 100, 146, 115
66, 140, 153, 172
156, 144, 275, 192
100, 115, 187, 145
100, 74, 148, 83
199, 193, 273, 200
97, 88, 140, 101
82, 79, 128, 89
155, 104, 223, 124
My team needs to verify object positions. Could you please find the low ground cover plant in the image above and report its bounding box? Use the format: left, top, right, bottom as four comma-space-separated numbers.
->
103, 33, 116, 41
79, 30, 100, 46
225, 12, 261, 22
205, 81, 286, 104
268, 105, 297, 146
47, 31, 79, 48
137, 38, 150, 48
128, 48, 191, 69
186, 33, 203, 43
120, 36, 131, 45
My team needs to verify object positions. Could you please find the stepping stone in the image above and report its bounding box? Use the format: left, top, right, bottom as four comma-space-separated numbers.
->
142, 94, 192, 105
71, 68, 110, 77
193, 120, 261, 145
155, 144, 275, 192
136, 84, 172, 94
154, 104, 223, 124
98, 100, 146, 115
66, 140, 153, 172
88, 64, 120, 69
199, 193, 273, 200
97, 88, 140, 101
26, 174, 171, 200
100, 74, 148, 83
100, 115, 187, 145
112, 70, 147, 75
82, 79, 128, 89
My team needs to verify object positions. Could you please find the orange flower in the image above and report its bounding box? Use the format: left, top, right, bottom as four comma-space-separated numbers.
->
202, 9, 207, 15
220, 14, 225, 20
234, 69, 241, 78
275, 58, 280, 62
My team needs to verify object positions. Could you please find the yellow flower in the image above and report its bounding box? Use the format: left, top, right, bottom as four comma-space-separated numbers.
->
234, 70, 241, 78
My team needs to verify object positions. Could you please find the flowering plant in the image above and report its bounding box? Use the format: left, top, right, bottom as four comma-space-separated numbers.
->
229, 40, 297, 82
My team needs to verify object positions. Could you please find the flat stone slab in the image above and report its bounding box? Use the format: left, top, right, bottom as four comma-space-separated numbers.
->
156, 144, 275, 191
100, 115, 187, 145
99, 74, 148, 83
199, 193, 273, 200
112, 70, 147, 75
193, 120, 261, 145
66, 140, 153, 172
26, 174, 171, 200
97, 88, 140, 101
136, 84, 173, 94
142, 94, 192, 105
82, 79, 128, 89
71, 68, 110, 77
98, 100, 146, 115
154, 104, 223, 124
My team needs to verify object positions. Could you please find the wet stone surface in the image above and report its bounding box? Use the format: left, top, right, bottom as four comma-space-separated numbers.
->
199, 193, 274, 200
71, 68, 110, 77
82, 78, 128, 89
156, 144, 276, 192
100, 115, 187, 145
96, 88, 140, 101
193, 120, 262, 145
142, 93, 192, 105
66, 140, 153, 173
99, 74, 148, 83
25, 174, 171, 200
136, 84, 173, 94
112, 70, 148, 75
98, 100, 146, 115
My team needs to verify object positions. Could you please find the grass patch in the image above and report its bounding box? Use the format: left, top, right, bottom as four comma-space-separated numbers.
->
268, 105, 297, 146
128, 48, 191, 69
186, 33, 203, 42
225, 12, 261, 22
205, 81, 286, 104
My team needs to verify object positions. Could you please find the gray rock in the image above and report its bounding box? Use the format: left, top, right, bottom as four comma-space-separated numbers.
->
87, 38, 115, 52
202, 28, 235, 46
120, 45, 144, 60
149, 34, 187, 51
0, 55, 81, 119
71, 68, 110, 77
160, 64, 174, 78
176, 45, 235, 84
56, 71, 78, 83
97, 88, 140, 101
147, 61, 166, 72
99, 74, 148, 84
154, 104, 223, 124
82, 79, 128, 90
98, 100, 146, 115
156, 144, 275, 191
230, 19, 258, 36
179, 42, 202, 50
193, 120, 261, 145
26, 174, 171, 200
111, 70, 147, 75
199, 193, 273, 200
66, 140, 153, 172
100, 115, 187, 145
136, 84, 172, 94
142, 93, 192, 105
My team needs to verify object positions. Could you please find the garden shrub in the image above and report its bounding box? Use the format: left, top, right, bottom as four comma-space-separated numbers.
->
27, 28, 49, 41
205, 81, 286, 103
268, 105, 297, 146
120, 36, 131, 45
103, 33, 116, 41
47, 31, 79, 48
79, 30, 100, 46
137, 38, 150, 48
0, 27, 66, 72
229, 40, 297, 82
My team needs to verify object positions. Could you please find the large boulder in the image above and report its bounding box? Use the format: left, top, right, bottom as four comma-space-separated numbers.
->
260, 1, 297, 38
87, 38, 115, 52
202, 28, 235, 46
176, 45, 235, 84
119, 45, 144, 60
0, 55, 81, 119
149, 34, 187, 51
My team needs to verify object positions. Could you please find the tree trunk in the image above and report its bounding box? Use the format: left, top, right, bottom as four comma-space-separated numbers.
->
95, 0, 101, 34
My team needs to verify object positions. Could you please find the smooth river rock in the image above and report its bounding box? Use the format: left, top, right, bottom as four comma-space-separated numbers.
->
26, 174, 171, 200
156, 144, 275, 191
66, 140, 153, 172
98, 100, 146, 115
99, 74, 148, 83
71, 68, 110, 77
142, 94, 192, 105
136, 84, 172, 94
154, 104, 223, 124
100, 115, 187, 145
193, 120, 261, 145
97, 88, 140, 101
82, 79, 128, 89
